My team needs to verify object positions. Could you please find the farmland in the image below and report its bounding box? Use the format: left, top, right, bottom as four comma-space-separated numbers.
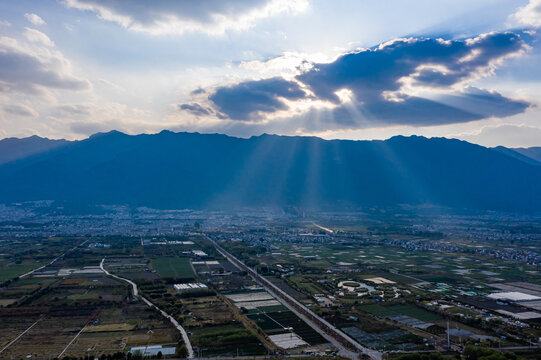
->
0, 208, 540, 359
0, 263, 42, 282
151, 257, 195, 280
360, 304, 442, 322
211, 211, 541, 357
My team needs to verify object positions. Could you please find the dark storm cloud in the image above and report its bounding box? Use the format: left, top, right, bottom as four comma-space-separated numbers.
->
178, 103, 212, 116
190, 88, 206, 96
435, 87, 530, 120
297, 32, 524, 102
325, 90, 528, 129
208, 77, 306, 121
200, 32, 529, 129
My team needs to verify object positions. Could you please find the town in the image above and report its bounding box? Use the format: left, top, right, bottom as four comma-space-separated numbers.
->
0, 204, 540, 359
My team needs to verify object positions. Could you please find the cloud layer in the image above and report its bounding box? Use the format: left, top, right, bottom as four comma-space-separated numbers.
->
510, 0, 541, 28
0, 30, 90, 95
24, 13, 46, 26
457, 124, 541, 148
62, 0, 309, 35
182, 32, 531, 133
209, 77, 306, 121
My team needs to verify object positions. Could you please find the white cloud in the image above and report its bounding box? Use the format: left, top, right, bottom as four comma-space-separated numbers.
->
239, 51, 330, 79
509, 0, 541, 28
24, 13, 46, 26
454, 123, 541, 147
54, 103, 93, 117
0, 27, 95, 139
0, 20, 11, 27
0, 33, 91, 95
23, 27, 55, 47
61, 0, 309, 36
97, 78, 125, 93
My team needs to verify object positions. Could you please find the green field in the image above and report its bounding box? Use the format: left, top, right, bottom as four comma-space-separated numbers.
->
360, 304, 442, 322
0, 263, 40, 282
151, 257, 195, 279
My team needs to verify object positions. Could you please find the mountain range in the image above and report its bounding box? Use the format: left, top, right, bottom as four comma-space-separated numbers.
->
0, 131, 540, 212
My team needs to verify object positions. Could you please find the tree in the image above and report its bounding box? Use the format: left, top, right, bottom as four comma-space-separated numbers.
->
176, 344, 188, 358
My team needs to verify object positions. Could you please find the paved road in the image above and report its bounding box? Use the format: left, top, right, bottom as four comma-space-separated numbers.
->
100, 258, 194, 358
0, 314, 44, 354
204, 235, 382, 360
58, 323, 88, 358
166, 355, 330, 360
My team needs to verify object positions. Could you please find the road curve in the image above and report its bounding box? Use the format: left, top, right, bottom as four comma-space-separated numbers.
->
203, 235, 382, 360
100, 258, 194, 358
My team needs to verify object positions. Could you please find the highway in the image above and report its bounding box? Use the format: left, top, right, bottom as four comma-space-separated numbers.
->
203, 235, 382, 360
100, 258, 194, 358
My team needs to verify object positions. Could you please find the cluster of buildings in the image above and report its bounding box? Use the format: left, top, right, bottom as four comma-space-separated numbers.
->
173, 283, 208, 291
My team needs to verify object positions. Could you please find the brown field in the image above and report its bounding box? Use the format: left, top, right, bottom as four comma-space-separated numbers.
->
61, 279, 86, 285
83, 323, 135, 332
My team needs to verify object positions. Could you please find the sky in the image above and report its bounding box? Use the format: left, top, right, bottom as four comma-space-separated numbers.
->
1, 0, 541, 147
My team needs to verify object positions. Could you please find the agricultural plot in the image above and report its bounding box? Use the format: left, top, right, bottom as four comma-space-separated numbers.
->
342, 327, 425, 351
225, 291, 281, 310
65, 306, 178, 358
247, 313, 284, 332
0, 277, 57, 305
151, 257, 195, 280
269, 333, 307, 349
265, 311, 327, 345
0, 311, 44, 350
189, 324, 266, 356
226, 291, 274, 302
0, 262, 41, 282
2, 314, 90, 359
288, 275, 327, 296
235, 299, 281, 309
181, 295, 234, 327
360, 304, 442, 322
0, 292, 178, 358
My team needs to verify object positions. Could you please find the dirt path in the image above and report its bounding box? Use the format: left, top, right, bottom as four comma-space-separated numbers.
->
100, 258, 194, 358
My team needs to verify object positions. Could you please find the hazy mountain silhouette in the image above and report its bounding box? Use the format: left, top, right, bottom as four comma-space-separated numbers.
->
492, 146, 541, 167
1, 130, 541, 212
0, 135, 70, 165
513, 147, 541, 163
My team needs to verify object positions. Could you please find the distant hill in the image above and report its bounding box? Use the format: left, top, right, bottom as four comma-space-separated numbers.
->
513, 147, 541, 163
0, 135, 70, 165
492, 146, 541, 166
0, 131, 541, 212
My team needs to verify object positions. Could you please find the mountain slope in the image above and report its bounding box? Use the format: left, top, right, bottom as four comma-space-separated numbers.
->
0, 135, 70, 165
513, 147, 541, 163
0, 131, 540, 212
492, 146, 541, 166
